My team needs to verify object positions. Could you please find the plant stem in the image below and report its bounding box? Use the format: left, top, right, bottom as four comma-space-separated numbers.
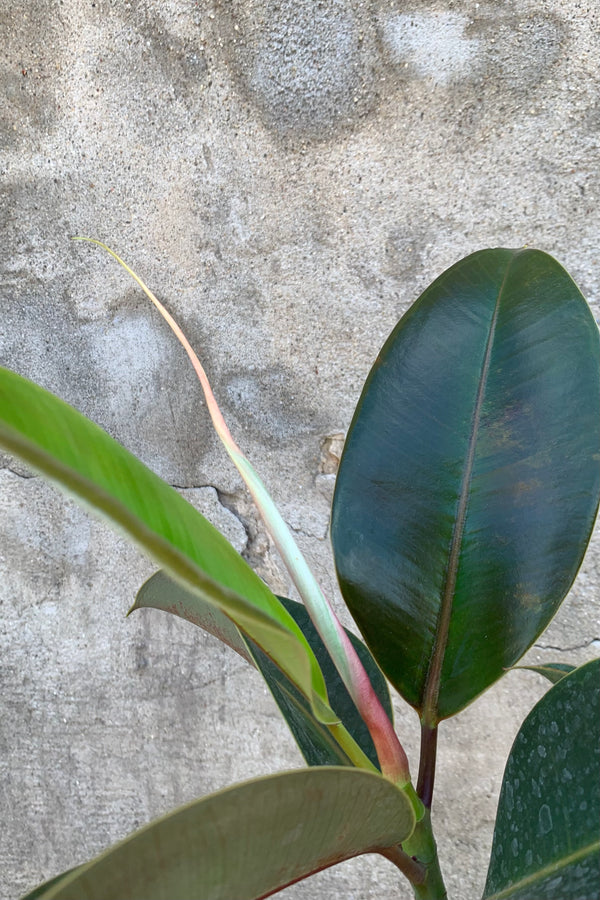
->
400, 809, 448, 900
327, 721, 379, 772
380, 845, 427, 885
417, 723, 438, 808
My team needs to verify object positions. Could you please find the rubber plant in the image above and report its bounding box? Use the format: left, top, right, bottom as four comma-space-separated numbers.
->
1, 242, 599, 900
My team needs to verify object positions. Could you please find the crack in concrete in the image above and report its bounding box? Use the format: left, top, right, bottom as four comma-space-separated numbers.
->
212, 487, 290, 595
0, 465, 36, 480
533, 638, 599, 652
129, 664, 251, 700
183, 663, 250, 693
169, 482, 217, 491
170, 481, 259, 562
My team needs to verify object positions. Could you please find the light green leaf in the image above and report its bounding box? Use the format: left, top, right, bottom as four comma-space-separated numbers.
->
483, 658, 600, 900
26, 768, 416, 900
0, 366, 335, 724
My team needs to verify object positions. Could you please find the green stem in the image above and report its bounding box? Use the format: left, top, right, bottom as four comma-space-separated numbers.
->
327, 721, 379, 772
401, 809, 447, 900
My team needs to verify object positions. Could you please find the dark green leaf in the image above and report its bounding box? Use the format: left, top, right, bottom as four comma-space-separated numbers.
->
136, 573, 393, 769
483, 658, 600, 900
29, 768, 415, 900
251, 596, 393, 768
510, 662, 576, 685
331, 249, 600, 722
0, 367, 335, 724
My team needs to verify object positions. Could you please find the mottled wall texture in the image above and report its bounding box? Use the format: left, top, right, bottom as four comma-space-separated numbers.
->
1, 2, 599, 898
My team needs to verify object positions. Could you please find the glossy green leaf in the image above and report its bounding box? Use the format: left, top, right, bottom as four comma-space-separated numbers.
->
27, 768, 416, 900
483, 658, 600, 900
135, 572, 393, 769
331, 249, 600, 723
511, 662, 576, 685
0, 367, 335, 724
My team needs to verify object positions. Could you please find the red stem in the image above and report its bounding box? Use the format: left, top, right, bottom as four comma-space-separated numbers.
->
417, 723, 438, 809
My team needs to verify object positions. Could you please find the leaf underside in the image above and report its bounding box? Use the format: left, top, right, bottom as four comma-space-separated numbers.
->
511, 662, 576, 685
331, 249, 600, 722
20, 870, 80, 900
23, 768, 415, 900
133, 570, 256, 666
483, 658, 600, 900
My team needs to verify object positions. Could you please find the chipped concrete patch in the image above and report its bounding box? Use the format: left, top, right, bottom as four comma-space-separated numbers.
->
215, 486, 291, 594
179, 484, 248, 555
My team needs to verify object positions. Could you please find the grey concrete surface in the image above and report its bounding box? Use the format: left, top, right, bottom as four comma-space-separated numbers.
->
1, 1, 599, 897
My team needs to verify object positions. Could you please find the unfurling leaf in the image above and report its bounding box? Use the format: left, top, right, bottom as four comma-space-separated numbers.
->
77, 238, 408, 783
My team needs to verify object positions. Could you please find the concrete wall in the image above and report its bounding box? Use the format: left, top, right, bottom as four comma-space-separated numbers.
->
1, 1, 599, 897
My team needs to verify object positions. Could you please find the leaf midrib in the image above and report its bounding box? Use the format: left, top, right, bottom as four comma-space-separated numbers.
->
0, 422, 270, 621
420, 256, 516, 725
